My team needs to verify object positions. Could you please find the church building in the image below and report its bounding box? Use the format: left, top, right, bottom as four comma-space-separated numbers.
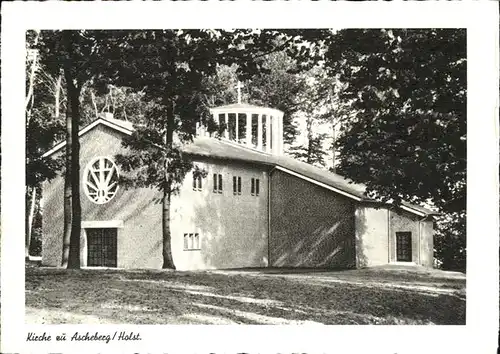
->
41, 96, 437, 270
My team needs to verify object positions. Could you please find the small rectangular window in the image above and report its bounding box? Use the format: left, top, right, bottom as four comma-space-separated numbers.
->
188, 233, 194, 249
213, 173, 222, 193
251, 178, 260, 196
194, 233, 200, 249
193, 175, 202, 191
233, 176, 241, 195
184, 232, 201, 251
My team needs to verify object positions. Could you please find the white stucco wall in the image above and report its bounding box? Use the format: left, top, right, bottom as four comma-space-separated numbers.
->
170, 159, 269, 270
419, 220, 434, 267
355, 206, 389, 267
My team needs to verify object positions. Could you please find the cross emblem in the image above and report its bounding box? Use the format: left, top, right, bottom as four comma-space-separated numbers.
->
236, 81, 244, 104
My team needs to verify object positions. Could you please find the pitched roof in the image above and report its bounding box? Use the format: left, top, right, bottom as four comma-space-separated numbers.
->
42, 117, 134, 158
183, 137, 438, 216
105, 117, 134, 131
183, 137, 366, 200
43, 117, 438, 217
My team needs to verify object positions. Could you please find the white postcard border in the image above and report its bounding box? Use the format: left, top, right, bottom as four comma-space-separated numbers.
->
1, 2, 498, 353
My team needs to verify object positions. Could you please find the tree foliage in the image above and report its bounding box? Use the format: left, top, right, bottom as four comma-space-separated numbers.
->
25, 31, 65, 258
323, 29, 466, 270
26, 31, 66, 188
246, 52, 308, 144
434, 211, 466, 271
289, 117, 327, 168
325, 29, 466, 211
80, 85, 148, 125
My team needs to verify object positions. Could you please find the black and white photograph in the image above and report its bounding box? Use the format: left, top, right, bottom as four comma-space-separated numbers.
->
1, 2, 498, 354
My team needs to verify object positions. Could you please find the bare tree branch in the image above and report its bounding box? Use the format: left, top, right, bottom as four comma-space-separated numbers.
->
25, 30, 41, 125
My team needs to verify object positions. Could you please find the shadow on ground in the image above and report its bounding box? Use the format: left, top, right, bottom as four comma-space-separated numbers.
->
25, 266, 466, 325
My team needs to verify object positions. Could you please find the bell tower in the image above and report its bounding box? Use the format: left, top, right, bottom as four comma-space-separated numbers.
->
196, 82, 285, 155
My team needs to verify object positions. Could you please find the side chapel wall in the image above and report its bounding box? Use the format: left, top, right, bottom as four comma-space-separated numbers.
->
354, 205, 389, 267
355, 206, 434, 268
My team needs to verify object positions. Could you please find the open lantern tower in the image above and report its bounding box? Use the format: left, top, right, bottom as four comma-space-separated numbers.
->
197, 82, 285, 155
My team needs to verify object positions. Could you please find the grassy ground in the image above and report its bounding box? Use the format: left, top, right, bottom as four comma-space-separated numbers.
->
25, 265, 465, 325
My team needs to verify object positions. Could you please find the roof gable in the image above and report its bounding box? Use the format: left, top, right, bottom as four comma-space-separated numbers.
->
42, 118, 133, 158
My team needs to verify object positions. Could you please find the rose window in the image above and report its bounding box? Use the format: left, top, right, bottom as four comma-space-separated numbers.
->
83, 156, 119, 204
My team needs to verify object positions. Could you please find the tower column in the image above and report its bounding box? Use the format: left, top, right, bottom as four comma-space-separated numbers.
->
213, 113, 218, 137
265, 115, 271, 153
272, 115, 279, 154
246, 112, 252, 146
224, 113, 228, 139
257, 114, 263, 150
235, 113, 239, 142
279, 115, 284, 154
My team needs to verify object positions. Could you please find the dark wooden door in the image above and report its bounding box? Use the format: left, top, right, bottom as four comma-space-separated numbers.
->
87, 228, 117, 267
396, 232, 412, 262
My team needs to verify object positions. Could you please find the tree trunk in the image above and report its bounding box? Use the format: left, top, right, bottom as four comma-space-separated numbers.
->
61, 31, 81, 269
91, 90, 98, 118
55, 71, 62, 119
68, 80, 82, 269
331, 123, 337, 173
25, 31, 42, 260
307, 139, 313, 165
25, 186, 37, 259
306, 118, 313, 165
162, 99, 176, 269
161, 186, 175, 269
61, 79, 73, 267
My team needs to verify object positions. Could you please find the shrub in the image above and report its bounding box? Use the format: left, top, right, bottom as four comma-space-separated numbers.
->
434, 211, 466, 272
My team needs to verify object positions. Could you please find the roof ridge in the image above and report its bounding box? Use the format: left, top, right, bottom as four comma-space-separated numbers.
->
207, 136, 274, 157
188, 136, 436, 216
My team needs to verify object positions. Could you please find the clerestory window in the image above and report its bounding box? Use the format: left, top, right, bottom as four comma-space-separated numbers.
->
183, 233, 200, 250
233, 176, 242, 195
193, 175, 202, 191
251, 178, 260, 196
213, 173, 223, 194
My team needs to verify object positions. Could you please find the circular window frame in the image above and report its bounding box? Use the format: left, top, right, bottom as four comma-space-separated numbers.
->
83, 156, 120, 205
